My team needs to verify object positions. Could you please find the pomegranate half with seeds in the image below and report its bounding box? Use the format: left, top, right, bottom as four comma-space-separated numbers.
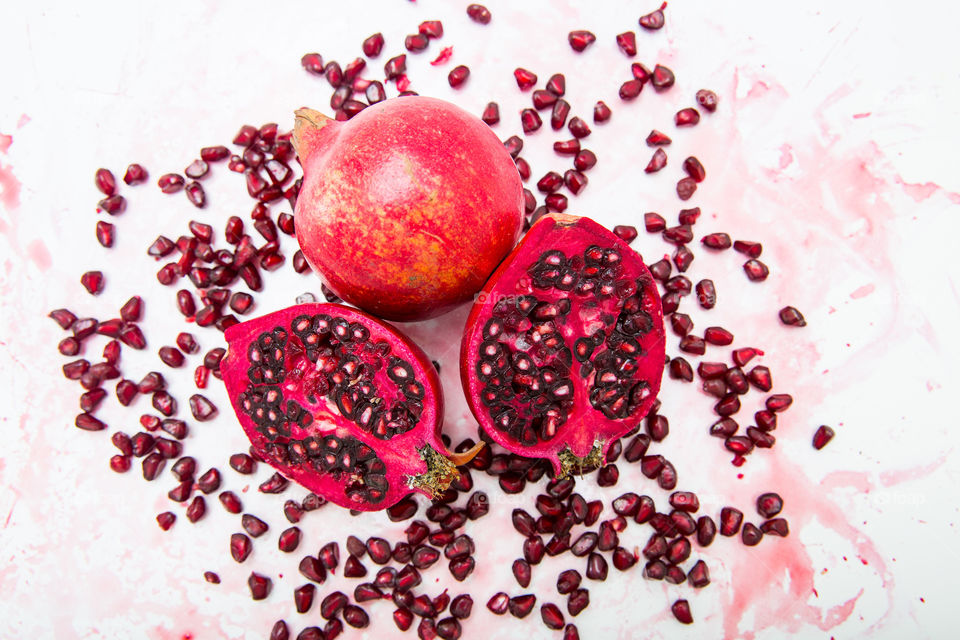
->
460, 214, 665, 475
221, 303, 480, 510
292, 97, 524, 321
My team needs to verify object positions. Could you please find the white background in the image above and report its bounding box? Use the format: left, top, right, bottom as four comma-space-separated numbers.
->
1, 1, 959, 638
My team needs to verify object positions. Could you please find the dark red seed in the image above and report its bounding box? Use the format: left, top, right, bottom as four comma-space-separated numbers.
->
673, 245, 694, 272
481, 102, 500, 125
761, 518, 790, 537
80, 271, 104, 295
217, 491, 242, 514
704, 326, 734, 346
512, 558, 532, 587
696, 516, 717, 546
186, 496, 206, 523
487, 592, 509, 615
158, 346, 184, 368
532, 89, 557, 110
574, 150, 597, 173
540, 602, 565, 630
612, 547, 638, 571
743, 259, 770, 281
585, 552, 608, 581
95, 221, 114, 248
509, 594, 537, 618
521, 109, 542, 134
567, 589, 590, 616
593, 101, 612, 124
156, 512, 175, 530
568, 30, 596, 52
675, 108, 700, 126
646, 129, 671, 146
448, 65, 470, 88
813, 425, 835, 450
779, 306, 807, 327
734, 240, 763, 258
645, 148, 667, 173
123, 163, 148, 184
554, 139, 580, 156
742, 522, 763, 546
362, 32, 384, 57
158, 173, 185, 194
615, 31, 637, 56
466, 4, 491, 24
545, 73, 566, 96
766, 393, 793, 412
696, 89, 719, 112
652, 65, 675, 90
619, 79, 643, 101
683, 156, 706, 182
671, 599, 693, 624
98, 194, 126, 215
514, 68, 538, 90
248, 572, 271, 601
109, 455, 131, 473
639, 7, 665, 29
676, 177, 697, 200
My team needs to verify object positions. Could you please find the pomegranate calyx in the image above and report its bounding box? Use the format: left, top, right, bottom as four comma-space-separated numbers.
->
407, 445, 470, 498
557, 440, 605, 478
292, 107, 338, 161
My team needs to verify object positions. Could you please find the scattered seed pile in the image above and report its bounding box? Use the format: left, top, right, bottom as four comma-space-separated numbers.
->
49, 4, 836, 638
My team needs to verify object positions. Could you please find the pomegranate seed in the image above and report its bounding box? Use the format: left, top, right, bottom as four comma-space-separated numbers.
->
613, 225, 637, 243
98, 194, 126, 215
719, 507, 744, 536
676, 177, 697, 200
619, 79, 643, 101
741, 522, 763, 546
109, 455, 131, 473
675, 108, 700, 126
696, 516, 717, 546
466, 4, 492, 24
95, 221, 115, 248
384, 54, 406, 80
185, 496, 206, 522
551, 100, 571, 130
616, 31, 637, 56
58, 337, 80, 356
554, 139, 580, 156
759, 515, 791, 539
248, 572, 272, 600
509, 594, 537, 618
514, 68, 538, 90
683, 156, 706, 182
669, 358, 692, 382
512, 558, 532, 587
813, 425, 835, 449
567, 588, 590, 616
696, 89, 719, 112
704, 326, 734, 345
779, 306, 806, 326
734, 240, 763, 257
701, 232, 731, 250
732, 347, 763, 367
671, 599, 693, 624
230, 452, 256, 474
80, 271, 104, 295
494, 134, 524, 160
652, 64, 675, 90
644, 213, 666, 233
593, 101, 612, 123
481, 102, 500, 125
567, 117, 591, 139
156, 512, 175, 530
568, 30, 596, 52
521, 109, 542, 134
259, 472, 289, 494
123, 163, 148, 184
541, 602, 565, 630
300, 53, 324, 75
766, 393, 793, 412
158, 173, 185, 193
645, 148, 667, 173
448, 65, 470, 88
362, 32, 384, 57
574, 149, 597, 171
516, 158, 532, 181
487, 592, 509, 615
219, 491, 242, 514
203, 571, 220, 585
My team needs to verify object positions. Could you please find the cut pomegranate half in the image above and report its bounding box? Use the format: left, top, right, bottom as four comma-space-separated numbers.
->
461, 214, 665, 476
221, 303, 481, 511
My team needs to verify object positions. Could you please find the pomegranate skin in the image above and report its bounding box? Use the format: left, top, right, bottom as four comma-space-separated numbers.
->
293, 97, 524, 321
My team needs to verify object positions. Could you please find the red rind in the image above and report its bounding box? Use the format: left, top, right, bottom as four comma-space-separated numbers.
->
460, 214, 665, 474
222, 303, 448, 511
293, 98, 524, 321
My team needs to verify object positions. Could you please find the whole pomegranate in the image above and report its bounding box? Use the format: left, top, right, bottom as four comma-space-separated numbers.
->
220, 303, 481, 511
460, 214, 665, 476
292, 97, 524, 321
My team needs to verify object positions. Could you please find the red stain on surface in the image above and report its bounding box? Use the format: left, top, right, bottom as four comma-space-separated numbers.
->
27, 240, 52, 271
